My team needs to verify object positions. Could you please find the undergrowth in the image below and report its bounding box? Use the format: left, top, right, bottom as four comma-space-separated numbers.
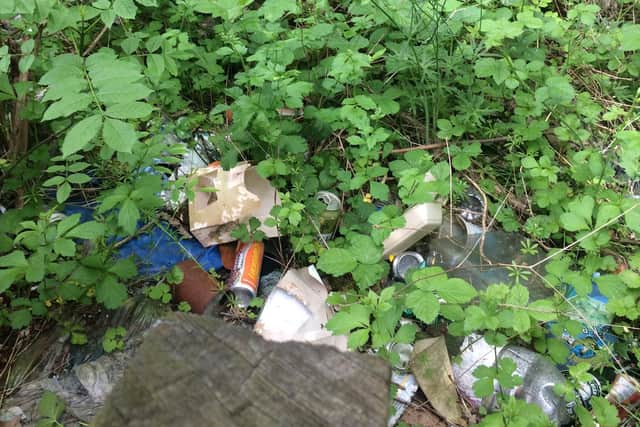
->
0, 0, 639, 425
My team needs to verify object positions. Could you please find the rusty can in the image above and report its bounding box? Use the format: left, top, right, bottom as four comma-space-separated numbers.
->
316, 191, 341, 241
228, 242, 264, 308
606, 373, 640, 420
392, 251, 425, 281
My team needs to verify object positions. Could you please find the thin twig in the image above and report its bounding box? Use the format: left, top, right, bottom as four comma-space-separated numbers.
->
82, 25, 109, 57
390, 136, 510, 154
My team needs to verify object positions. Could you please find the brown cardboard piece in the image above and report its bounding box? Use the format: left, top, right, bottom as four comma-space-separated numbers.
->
188, 162, 280, 247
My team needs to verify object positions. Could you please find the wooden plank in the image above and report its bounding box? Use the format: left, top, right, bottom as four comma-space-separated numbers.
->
94, 313, 390, 427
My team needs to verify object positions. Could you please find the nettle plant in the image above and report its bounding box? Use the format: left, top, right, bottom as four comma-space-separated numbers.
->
0, 0, 639, 423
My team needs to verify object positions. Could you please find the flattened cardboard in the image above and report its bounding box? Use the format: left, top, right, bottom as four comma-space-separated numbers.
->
188, 162, 280, 246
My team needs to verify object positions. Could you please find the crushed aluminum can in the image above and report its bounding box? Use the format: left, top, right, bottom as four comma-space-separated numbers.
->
315, 191, 341, 241
228, 242, 264, 308
606, 374, 640, 420
392, 252, 425, 281
386, 342, 414, 372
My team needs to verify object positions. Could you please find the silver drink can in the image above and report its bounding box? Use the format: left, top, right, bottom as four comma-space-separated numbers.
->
392, 251, 425, 281
316, 191, 342, 241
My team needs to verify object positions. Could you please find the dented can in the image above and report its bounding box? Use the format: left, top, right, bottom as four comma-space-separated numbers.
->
606, 374, 640, 420
316, 191, 341, 241
228, 242, 264, 308
392, 252, 425, 281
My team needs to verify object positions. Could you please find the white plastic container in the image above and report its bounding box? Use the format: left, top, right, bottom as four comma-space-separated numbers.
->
382, 202, 442, 257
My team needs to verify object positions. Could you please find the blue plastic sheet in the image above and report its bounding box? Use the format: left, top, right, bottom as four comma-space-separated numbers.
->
63, 205, 222, 276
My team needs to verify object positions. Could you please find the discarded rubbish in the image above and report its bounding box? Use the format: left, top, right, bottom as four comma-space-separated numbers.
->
172, 260, 221, 314
606, 373, 640, 421
383, 202, 442, 257
228, 242, 264, 308
551, 278, 618, 366
411, 336, 466, 425
458, 188, 484, 223
387, 342, 414, 372
258, 270, 282, 299
188, 162, 280, 247
427, 230, 550, 300
315, 191, 342, 241
389, 371, 418, 427
392, 251, 425, 281
0, 406, 23, 427
116, 224, 223, 276
159, 147, 209, 210
254, 266, 347, 351
452, 335, 601, 426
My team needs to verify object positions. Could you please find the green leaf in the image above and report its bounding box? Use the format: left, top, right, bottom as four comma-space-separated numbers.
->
0, 251, 28, 267
471, 376, 495, 398
369, 181, 389, 201
61, 114, 102, 157
57, 214, 81, 236
595, 204, 621, 228
105, 102, 153, 119
326, 304, 371, 334
560, 212, 589, 232
347, 328, 370, 349
56, 182, 72, 204
113, 0, 137, 19
66, 221, 105, 240
591, 396, 620, 427
317, 248, 357, 276
394, 322, 417, 344
0, 268, 20, 293
512, 310, 531, 333
347, 234, 382, 265
9, 308, 32, 329
435, 278, 477, 303
25, 252, 45, 283
37, 391, 65, 420
96, 275, 128, 309
43, 176, 65, 187
260, 0, 299, 21
528, 299, 558, 321
118, 199, 140, 235
406, 289, 440, 324
620, 24, 640, 51
53, 238, 76, 257
102, 118, 138, 153
42, 93, 92, 121
547, 337, 570, 363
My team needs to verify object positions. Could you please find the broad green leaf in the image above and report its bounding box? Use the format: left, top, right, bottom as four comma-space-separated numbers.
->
53, 238, 76, 257
326, 304, 371, 335
193, 0, 254, 21
57, 214, 81, 236
406, 289, 440, 324
102, 118, 138, 153
347, 234, 382, 265
261, 0, 299, 22
369, 181, 389, 201
394, 322, 417, 344
317, 248, 357, 276
512, 310, 531, 333
435, 278, 477, 303
56, 182, 72, 204
25, 252, 45, 282
0, 268, 20, 293
96, 275, 128, 309
61, 114, 102, 157
528, 299, 558, 321
559, 212, 589, 232
620, 24, 640, 51
38, 391, 65, 420
591, 397, 620, 427
105, 102, 153, 119
0, 251, 28, 267
42, 93, 92, 121
118, 199, 140, 235
66, 221, 105, 240
595, 204, 621, 228
10, 309, 32, 329
113, 0, 137, 19
347, 328, 370, 349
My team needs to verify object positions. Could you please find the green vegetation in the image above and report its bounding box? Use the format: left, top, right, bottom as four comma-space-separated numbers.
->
1, 0, 639, 424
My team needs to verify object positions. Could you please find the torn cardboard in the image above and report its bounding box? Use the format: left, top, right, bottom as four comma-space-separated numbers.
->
188, 162, 280, 246
254, 266, 347, 351
411, 336, 467, 426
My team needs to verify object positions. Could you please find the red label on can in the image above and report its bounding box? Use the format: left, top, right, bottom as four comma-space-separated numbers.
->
228, 242, 264, 295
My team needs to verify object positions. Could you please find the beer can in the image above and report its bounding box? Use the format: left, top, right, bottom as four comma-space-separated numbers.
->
392, 251, 425, 281
316, 191, 341, 240
607, 374, 640, 420
228, 242, 264, 308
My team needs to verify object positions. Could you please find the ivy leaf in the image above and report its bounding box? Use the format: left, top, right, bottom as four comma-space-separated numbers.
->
406, 289, 440, 324
96, 275, 128, 309
103, 118, 138, 153
118, 199, 140, 235
317, 248, 357, 276
61, 114, 102, 158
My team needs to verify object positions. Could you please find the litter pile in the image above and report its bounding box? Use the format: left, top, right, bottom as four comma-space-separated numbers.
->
1, 149, 638, 427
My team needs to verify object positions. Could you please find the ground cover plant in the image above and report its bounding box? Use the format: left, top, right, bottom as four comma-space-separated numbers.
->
0, 0, 639, 425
